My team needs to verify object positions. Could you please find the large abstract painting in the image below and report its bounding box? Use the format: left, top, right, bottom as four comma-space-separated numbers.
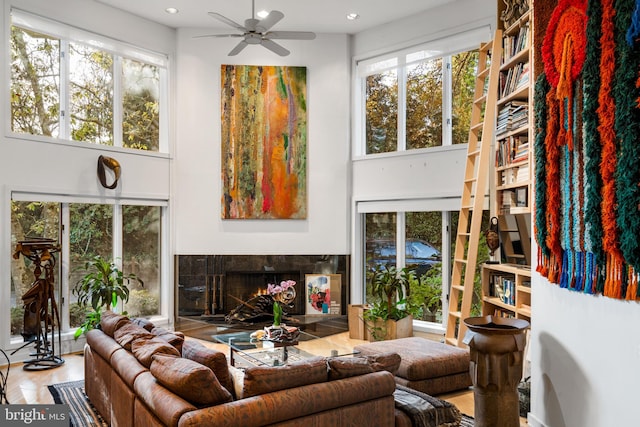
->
221, 65, 307, 219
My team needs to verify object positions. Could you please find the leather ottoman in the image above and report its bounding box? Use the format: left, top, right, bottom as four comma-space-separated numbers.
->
354, 337, 472, 396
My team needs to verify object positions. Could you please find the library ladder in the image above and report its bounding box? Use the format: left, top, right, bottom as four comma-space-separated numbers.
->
445, 29, 502, 347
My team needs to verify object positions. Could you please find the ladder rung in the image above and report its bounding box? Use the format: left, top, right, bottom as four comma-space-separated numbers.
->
454, 258, 468, 264
458, 232, 470, 237
445, 337, 458, 346
474, 94, 487, 104
449, 311, 462, 319
470, 122, 483, 131
451, 285, 465, 292
477, 68, 489, 78
467, 149, 480, 157
501, 228, 519, 232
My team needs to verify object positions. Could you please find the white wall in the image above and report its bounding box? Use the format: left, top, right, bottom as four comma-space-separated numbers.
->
0, 0, 175, 352
530, 271, 640, 426
173, 30, 351, 255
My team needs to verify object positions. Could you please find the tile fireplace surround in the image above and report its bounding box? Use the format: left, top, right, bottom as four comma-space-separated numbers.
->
176, 255, 350, 317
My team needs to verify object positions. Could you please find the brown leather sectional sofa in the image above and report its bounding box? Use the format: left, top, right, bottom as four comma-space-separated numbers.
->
83, 312, 399, 426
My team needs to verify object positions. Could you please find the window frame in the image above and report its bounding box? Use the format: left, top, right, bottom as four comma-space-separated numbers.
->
353, 26, 490, 158
7, 8, 169, 154
5, 190, 170, 349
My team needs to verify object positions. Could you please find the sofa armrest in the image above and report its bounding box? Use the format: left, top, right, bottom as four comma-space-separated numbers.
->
178, 370, 396, 427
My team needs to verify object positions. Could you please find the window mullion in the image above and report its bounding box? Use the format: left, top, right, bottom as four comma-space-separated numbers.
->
397, 212, 406, 268
112, 204, 123, 268
60, 40, 70, 140
60, 203, 71, 332
113, 56, 123, 148
397, 65, 407, 152
443, 56, 453, 146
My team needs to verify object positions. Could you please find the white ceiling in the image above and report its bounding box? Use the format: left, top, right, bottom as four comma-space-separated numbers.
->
94, 0, 457, 34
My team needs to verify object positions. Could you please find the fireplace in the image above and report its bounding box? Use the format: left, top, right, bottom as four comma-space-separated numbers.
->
176, 255, 349, 318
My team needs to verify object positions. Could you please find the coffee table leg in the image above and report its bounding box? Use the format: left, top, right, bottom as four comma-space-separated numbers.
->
228, 338, 235, 367
283, 345, 288, 363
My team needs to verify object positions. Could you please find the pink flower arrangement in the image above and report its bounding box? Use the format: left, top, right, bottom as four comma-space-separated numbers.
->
266, 280, 296, 296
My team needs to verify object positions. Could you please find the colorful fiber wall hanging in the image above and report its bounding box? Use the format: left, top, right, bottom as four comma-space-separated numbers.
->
534, 0, 640, 301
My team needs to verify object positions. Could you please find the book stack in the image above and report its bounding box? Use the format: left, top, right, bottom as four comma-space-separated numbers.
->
496, 102, 529, 137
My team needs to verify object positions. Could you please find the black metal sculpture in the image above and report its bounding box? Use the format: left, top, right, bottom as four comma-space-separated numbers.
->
12, 238, 64, 370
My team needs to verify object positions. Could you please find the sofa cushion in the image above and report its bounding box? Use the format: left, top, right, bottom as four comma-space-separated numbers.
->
113, 323, 155, 351
131, 336, 180, 368
100, 311, 130, 337
130, 317, 155, 331
181, 340, 233, 395
365, 352, 402, 375
150, 354, 233, 406
327, 356, 374, 380
151, 327, 185, 353
242, 356, 327, 398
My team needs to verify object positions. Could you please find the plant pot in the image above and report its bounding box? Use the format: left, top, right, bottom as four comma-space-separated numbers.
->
366, 315, 413, 341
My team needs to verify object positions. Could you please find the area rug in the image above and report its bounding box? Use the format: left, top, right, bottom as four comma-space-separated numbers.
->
47, 380, 106, 427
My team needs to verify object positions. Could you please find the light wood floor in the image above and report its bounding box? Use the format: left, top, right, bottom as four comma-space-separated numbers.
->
2, 324, 526, 426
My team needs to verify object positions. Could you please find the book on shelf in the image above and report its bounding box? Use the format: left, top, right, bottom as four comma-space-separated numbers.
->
502, 22, 530, 62
496, 133, 529, 166
490, 274, 516, 305
500, 62, 529, 98
493, 308, 515, 318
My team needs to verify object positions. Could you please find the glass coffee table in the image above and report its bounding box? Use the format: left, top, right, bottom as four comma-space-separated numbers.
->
213, 328, 355, 367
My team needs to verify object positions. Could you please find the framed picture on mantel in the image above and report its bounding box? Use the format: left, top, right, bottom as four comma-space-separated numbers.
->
305, 274, 341, 315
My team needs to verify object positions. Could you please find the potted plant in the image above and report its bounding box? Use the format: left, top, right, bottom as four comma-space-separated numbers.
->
408, 263, 443, 322
72, 255, 143, 339
364, 265, 417, 341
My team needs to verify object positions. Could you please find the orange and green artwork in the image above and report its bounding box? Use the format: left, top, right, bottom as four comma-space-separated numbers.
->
221, 65, 307, 219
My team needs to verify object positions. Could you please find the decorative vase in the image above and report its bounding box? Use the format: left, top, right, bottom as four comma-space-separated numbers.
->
272, 301, 282, 327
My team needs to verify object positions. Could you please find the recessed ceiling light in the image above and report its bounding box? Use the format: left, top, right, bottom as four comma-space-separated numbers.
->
165, 7, 179, 14
346, 13, 360, 21
257, 10, 269, 19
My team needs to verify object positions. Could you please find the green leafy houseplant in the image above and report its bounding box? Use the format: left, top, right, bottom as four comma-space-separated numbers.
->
408, 263, 443, 322
364, 265, 418, 340
73, 255, 143, 339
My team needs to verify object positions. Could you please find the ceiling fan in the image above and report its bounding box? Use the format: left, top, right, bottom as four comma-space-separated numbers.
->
196, 0, 316, 56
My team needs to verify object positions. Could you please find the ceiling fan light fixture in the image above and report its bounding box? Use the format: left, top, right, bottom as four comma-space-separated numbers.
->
346, 13, 360, 21
199, 0, 316, 57
257, 10, 269, 19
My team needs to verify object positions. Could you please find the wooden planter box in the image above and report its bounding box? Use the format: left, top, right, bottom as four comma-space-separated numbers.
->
348, 304, 369, 339
366, 315, 413, 341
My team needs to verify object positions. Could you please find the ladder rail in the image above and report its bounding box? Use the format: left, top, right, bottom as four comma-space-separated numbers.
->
445, 30, 503, 347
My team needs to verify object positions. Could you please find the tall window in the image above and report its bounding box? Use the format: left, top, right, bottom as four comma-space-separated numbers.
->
364, 211, 454, 326
10, 10, 166, 152
10, 199, 163, 340
358, 28, 487, 155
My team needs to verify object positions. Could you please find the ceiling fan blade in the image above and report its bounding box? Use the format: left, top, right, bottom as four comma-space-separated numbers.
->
256, 10, 284, 33
261, 39, 290, 56
193, 34, 243, 39
266, 31, 317, 40
208, 12, 246, 32
229, 40, 249, 56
